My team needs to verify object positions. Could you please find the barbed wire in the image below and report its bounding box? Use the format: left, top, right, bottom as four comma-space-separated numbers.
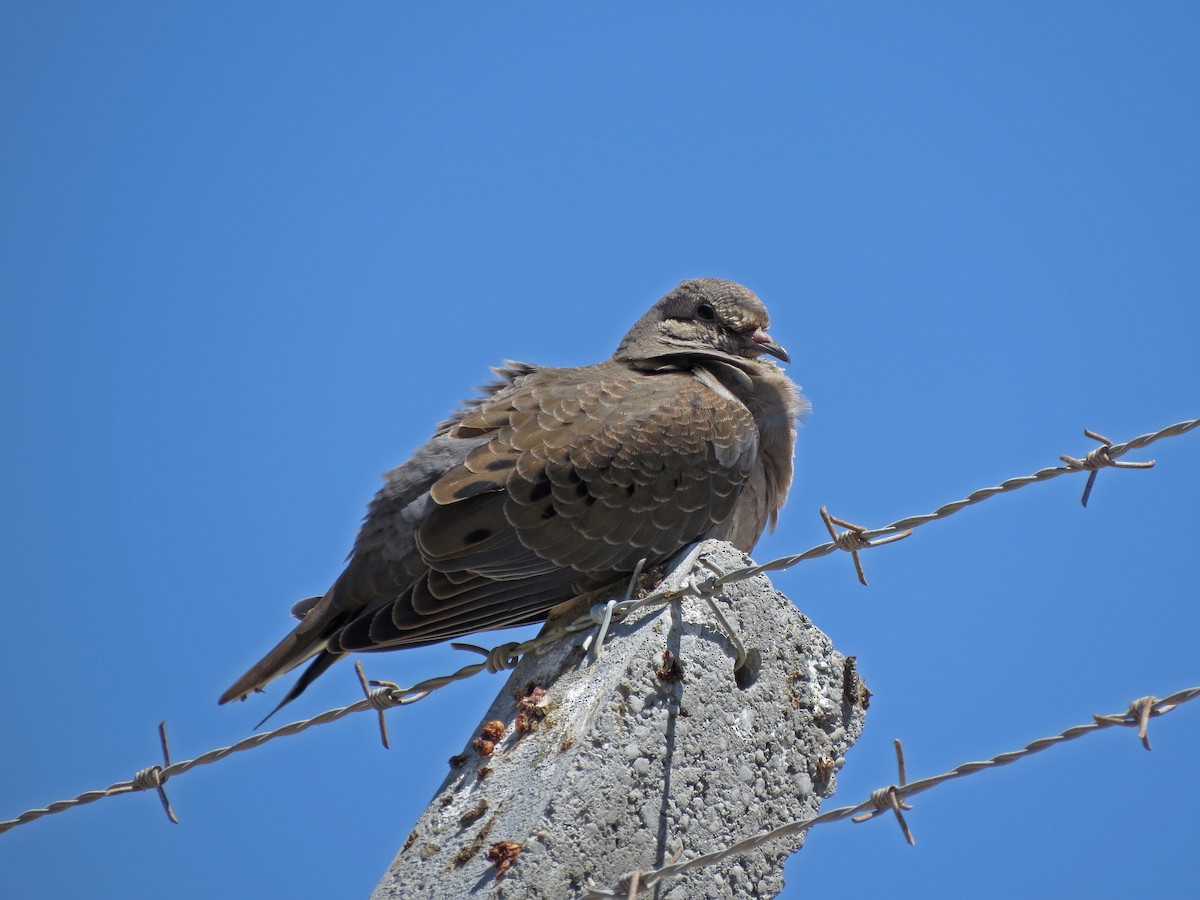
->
705, 419, 1199, 588
0, 417, 1194, 837
581, 686, 1200, 898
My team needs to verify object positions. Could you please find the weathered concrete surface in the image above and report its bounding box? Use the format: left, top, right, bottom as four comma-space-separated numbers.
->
371, 541, 867, 899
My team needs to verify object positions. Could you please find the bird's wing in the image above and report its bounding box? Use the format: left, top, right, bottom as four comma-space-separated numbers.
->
328, 361, 761, 654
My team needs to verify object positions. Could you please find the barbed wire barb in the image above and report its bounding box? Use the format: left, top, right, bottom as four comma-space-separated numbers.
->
1094, 694, 1159, 750
625, 869, 641, 900
894, 737, 908, 784
137, 721, 179, 825
851, 738, 915, 844
697, 557, 749, 669
1060, 428, 1157, 506
819, 505, 912, 586
356, 661, 396, 750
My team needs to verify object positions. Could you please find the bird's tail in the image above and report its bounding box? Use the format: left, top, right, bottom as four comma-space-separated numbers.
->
219, 591, 351, 722
251, 649, 342, 728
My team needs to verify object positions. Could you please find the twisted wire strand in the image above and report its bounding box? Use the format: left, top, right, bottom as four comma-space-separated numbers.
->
0, 418, 1194, 836
710, 418, 1199, 588
582, 686, 1200, 898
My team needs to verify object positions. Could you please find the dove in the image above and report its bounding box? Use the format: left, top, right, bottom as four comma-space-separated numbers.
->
220, 278, 806, 716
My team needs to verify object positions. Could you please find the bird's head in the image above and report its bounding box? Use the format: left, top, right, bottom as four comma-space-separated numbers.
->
614, 278, 790, 367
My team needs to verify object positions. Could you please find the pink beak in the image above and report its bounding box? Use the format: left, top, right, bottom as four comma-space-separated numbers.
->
750, 327, 790, 363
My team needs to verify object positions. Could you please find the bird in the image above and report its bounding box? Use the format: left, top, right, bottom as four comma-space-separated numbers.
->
220, 278, 806, 718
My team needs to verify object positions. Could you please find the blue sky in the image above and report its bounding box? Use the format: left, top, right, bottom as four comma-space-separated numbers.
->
2, 4, 1197, 898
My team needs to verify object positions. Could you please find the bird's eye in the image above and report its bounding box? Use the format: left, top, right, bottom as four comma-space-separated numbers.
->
696, 303, 716, 321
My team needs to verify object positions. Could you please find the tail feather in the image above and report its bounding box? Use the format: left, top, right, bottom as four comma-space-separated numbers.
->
219, 591, 350, 706
251, 650, 342, 728
218, 627, 328, 705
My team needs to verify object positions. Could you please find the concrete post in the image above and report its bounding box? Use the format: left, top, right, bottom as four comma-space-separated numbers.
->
372, 541, 867, 899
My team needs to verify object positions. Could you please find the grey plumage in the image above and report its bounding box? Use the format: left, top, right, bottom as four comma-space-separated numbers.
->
220, 278, 806, 715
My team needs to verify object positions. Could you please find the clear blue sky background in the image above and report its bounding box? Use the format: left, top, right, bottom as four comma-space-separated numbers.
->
2, 4, 1197, 898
